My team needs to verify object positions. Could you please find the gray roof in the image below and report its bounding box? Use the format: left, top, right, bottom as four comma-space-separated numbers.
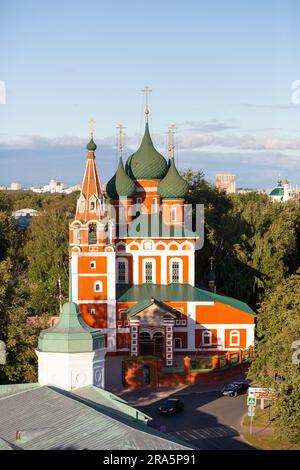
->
0, 385, 192, 450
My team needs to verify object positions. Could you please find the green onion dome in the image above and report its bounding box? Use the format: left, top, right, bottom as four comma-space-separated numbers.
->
158, 158, 189, 199
106, 156, 135, 200
126, 123, 168, 180
125, 154, 134, 178
87, 136, 97, 151
208, 270, 216, 282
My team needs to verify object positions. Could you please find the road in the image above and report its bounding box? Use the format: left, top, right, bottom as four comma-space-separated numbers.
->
121, 376, 255, 450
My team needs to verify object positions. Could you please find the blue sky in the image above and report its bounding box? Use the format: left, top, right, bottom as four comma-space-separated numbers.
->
1, 0, 300, 188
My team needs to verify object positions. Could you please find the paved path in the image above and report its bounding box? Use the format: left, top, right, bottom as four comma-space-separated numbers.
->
120, 373, 256, 450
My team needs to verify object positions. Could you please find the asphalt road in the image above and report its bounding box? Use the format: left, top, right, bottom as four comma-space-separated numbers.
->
135, 386, 255, 450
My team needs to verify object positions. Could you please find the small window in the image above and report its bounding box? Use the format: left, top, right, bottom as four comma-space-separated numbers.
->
90, 308, 95, 315
117, 261, 127, 284
202, 330, 212, 345
171, 207, 177, 222
90, 200, 96, 211
119, 310, 127, 321
174, 338, 182, 349
90, 261, 96, 269
136, 197, 142, 214
94, 281, 103, 293
78, 196, 85, 213
230, 330, 240, 347
171, 261, 180, 283
145, 261, 153, 283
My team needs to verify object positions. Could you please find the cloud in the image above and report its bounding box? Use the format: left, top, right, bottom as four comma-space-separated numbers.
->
183, 119, 240, 132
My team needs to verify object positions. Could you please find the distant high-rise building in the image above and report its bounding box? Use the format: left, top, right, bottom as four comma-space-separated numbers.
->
10, 182, 22, 190
215, 174, 236, 194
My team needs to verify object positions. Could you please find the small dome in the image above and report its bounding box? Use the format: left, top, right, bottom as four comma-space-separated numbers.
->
106, 156, 135, 200
87, 136, 97, 151
208, 270, 216, 282
127, 123, 168, 180
270, 187, 284, 196
158, 158, 189, 199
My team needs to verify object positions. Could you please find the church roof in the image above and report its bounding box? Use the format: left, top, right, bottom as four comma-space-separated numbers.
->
270, 187, 284, 196
126, 122, 168, 180
106, 156, 136, 200
0, 385, 192, 450
121, 213, 197, 239
127, 297, 178, 318
116, 284, 256, 316
158, 157, 189, 199
38, 301, 104, 353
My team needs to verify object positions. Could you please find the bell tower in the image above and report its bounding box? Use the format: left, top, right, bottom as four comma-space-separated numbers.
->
69, 123, 116, 351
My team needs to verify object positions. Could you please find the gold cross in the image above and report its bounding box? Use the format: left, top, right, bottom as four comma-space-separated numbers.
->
88, 118, 96, 136
141, 85, 152, 121
209, 256, 214, 270
116, 124, 126, 158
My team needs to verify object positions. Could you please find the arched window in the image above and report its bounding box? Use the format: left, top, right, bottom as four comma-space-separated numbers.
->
88, 223, 97, 244
117, 259, 128, 284
230, 330, 240, 347
152, 197, 158, 213
90, 200, 96, 211
174, 337, 182, 349
202, 330, 212, 345
73, 224, 81, 244
94, 281, 103, 293
119, 310, 127, 321
90, 261, 96, 269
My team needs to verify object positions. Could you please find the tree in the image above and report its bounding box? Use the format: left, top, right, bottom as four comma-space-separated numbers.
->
248, 270, 300, 441
24, 199, 74, 315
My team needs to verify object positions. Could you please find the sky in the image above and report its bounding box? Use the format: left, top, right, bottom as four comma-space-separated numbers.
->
1, 0, 300, 188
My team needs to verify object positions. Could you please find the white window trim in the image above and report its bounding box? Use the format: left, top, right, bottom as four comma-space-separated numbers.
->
90, 260, 96, 269
89, 196, 97, 212
117, 258, 129, 284
94, 281, 103, 293
174, 337, 182, 349
73, 225, 81, 244
90, 308, 95, 315
142, 258, 156, 284
143, 240, 153, 250
202, 330, 212, 345
169, 258, 183, 283
152, 197, 158, 213
78, 195, 85, 213
230, 330, 240, 347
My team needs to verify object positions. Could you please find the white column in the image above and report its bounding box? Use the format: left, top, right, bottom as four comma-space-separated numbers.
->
71, 253, 79, 302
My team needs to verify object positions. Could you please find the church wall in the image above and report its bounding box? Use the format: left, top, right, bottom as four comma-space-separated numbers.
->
80, 303, 108, 328
195, 302, 255, 325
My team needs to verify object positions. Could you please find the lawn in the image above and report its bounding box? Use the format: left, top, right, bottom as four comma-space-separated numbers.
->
242, 405, 300, 450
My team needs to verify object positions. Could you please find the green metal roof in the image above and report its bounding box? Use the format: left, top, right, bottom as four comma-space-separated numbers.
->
158, 158, 189, 199
270, 187, 284, 196
124, 213, 197, 239
0, 385, 193, 450
106, 156, 136, 200
126, 122, 168, 180
117, 284, 256, 316
38, 301, 104, 353
86, 136, 97, 151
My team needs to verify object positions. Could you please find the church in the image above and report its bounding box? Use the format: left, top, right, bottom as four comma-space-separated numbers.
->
69, 94, 256, 374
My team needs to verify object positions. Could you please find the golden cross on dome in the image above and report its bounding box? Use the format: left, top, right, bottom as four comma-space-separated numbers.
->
141, 85, 152, 122
88, 118, 96, 137
116, 123, 126, 158
209, 256, 214, 271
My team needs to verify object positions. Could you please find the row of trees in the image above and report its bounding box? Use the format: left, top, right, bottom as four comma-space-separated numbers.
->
0, 175, 299, 440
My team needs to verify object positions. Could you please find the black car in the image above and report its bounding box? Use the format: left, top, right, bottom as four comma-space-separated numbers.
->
158, 399, 184, 415
221, 382, 249, 397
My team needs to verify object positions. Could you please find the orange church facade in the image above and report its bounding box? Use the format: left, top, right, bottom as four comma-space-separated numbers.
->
69, 112, 255, 368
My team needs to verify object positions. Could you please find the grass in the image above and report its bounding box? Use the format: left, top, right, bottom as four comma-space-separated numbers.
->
242, 405, 300, 450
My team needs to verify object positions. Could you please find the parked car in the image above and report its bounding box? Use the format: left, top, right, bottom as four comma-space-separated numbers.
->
221, 382, 249, 397
158, 399, 184, 415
